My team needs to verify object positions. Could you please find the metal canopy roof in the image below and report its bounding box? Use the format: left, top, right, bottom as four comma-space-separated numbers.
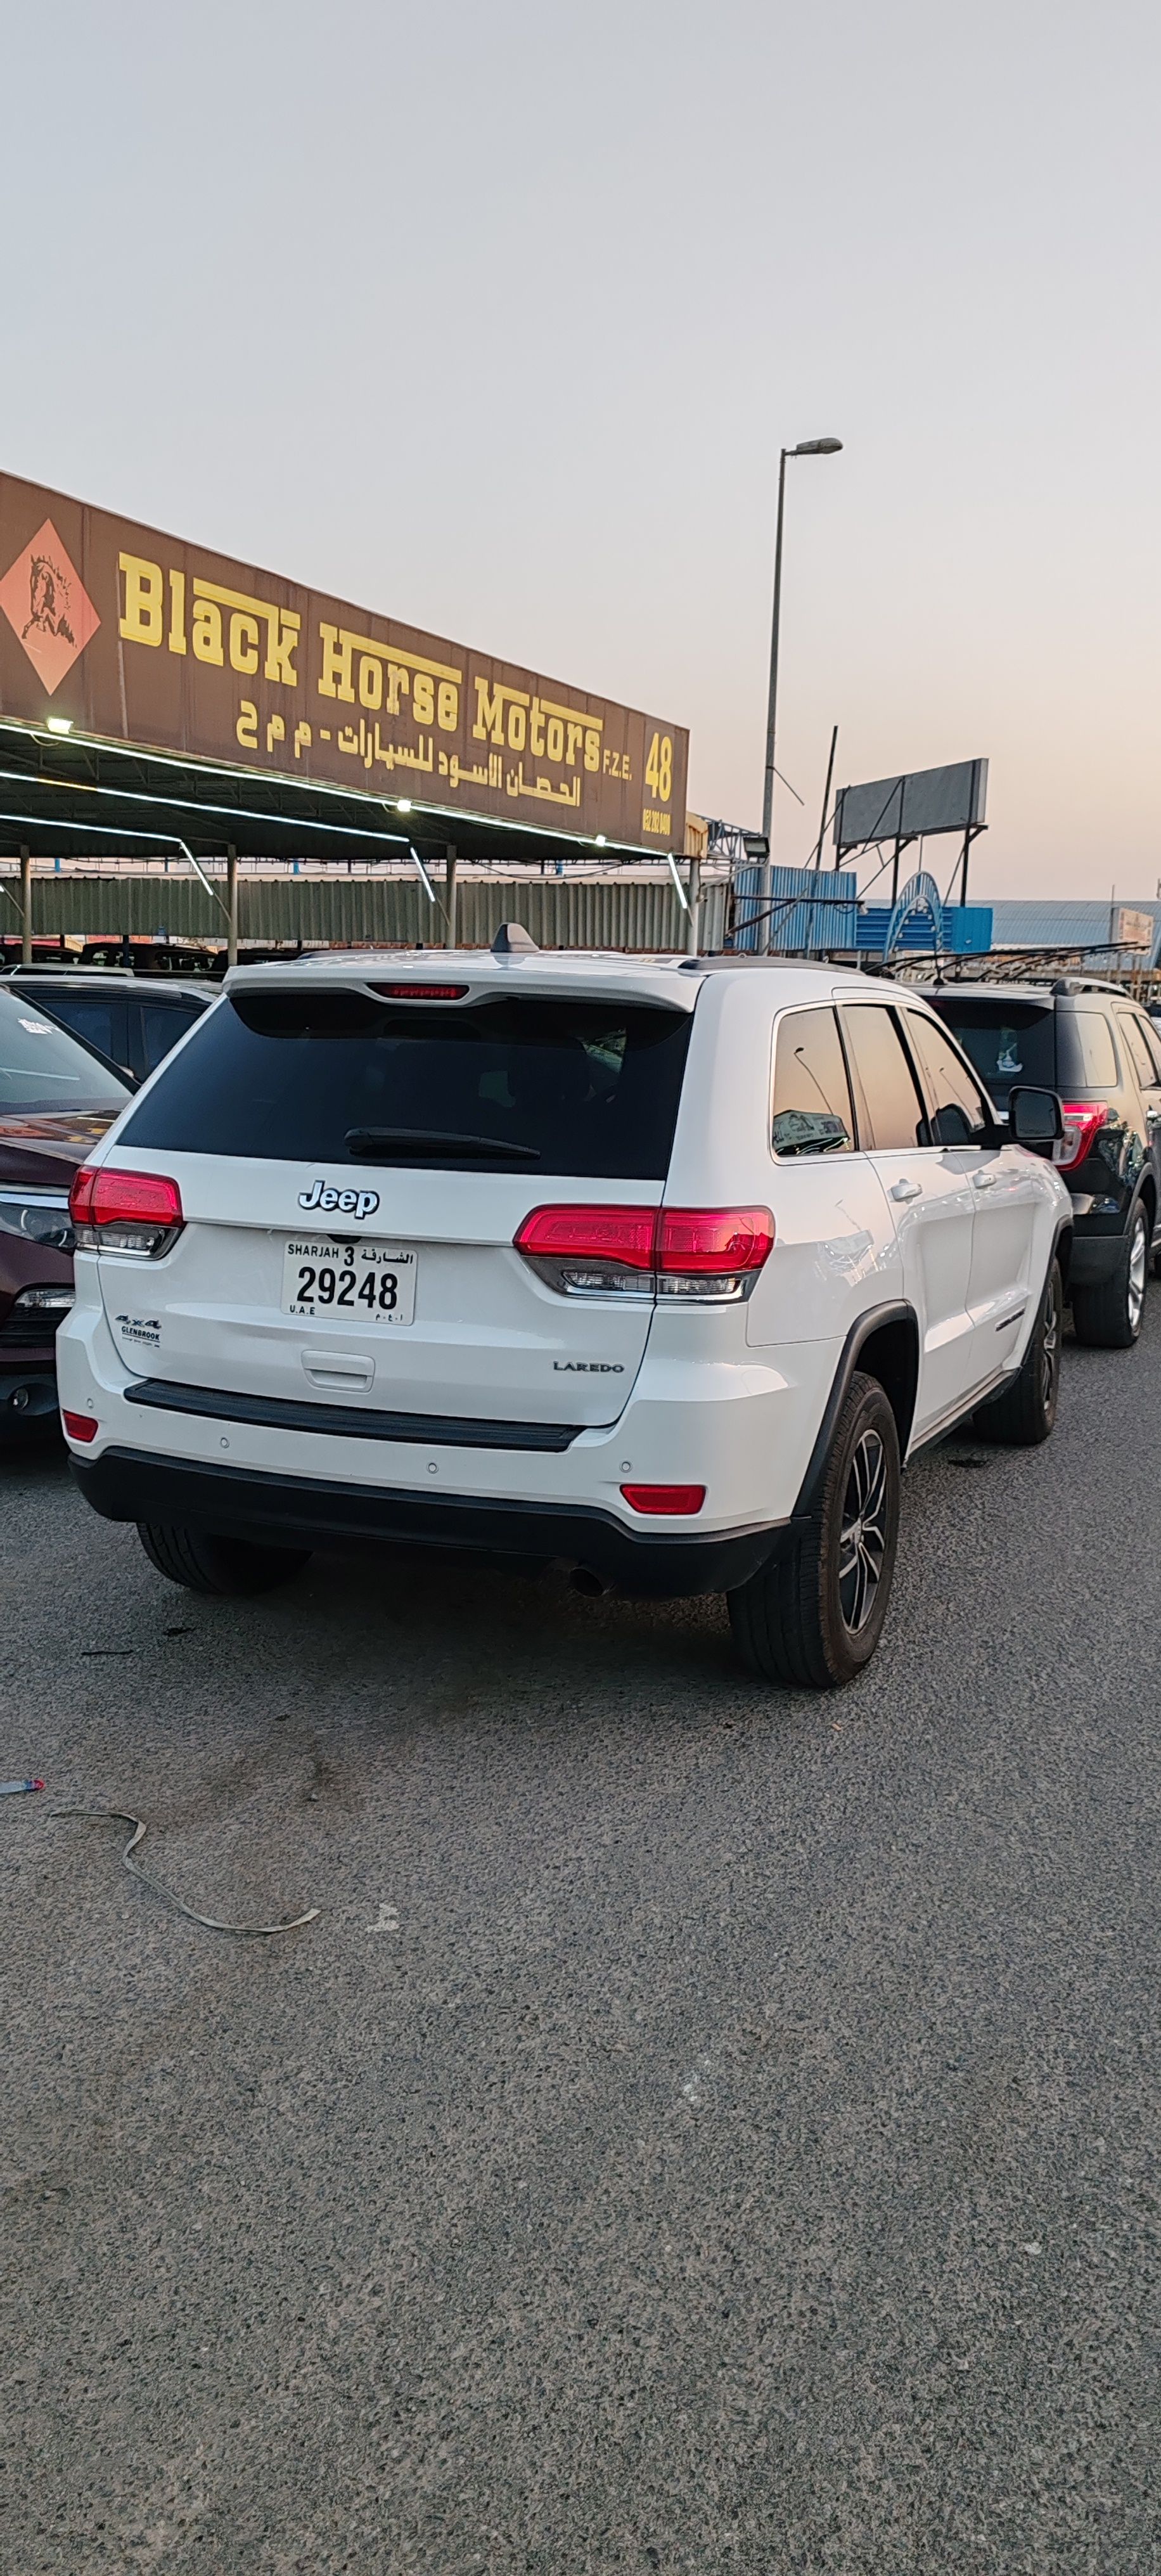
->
0, 718, 649, 872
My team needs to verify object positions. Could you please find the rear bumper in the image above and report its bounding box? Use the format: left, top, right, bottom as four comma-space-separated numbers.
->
72, 1446, 785, 1599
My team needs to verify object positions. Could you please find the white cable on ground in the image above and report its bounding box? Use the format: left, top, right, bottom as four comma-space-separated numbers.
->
52, 1808, 320, 1935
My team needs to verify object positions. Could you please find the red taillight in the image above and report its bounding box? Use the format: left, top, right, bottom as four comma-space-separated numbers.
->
1054, 1102, 1110, 1173
371, 983, 470, 1001
514, 1204, 657, 1270
61, 1410, 98, 1444
69, 1166, 183, 1256
620, 1483, 707, 1515
514, 1204, 774, 1299
656, 1206, 774, 1275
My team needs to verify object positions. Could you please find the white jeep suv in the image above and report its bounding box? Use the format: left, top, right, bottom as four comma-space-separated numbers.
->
57, 942, 1072, 1688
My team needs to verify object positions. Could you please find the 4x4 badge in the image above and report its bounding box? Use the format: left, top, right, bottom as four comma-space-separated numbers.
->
298, 1179, 380, 1219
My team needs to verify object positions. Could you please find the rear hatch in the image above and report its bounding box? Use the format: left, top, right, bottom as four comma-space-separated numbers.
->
96, 970, 696, 1429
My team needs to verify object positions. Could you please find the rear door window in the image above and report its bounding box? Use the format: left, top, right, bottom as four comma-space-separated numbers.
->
901, 1011, 992, 1145
41, 992, 124, 1066
0, 989, 129, 1116
838, 1005, 927, 1150
771, 1007, 854, 1156
1116, 1010, 1158, 1094
117, 987, 695, 1180
140, 999, 205, 1073
1056, 1009, 1119, 1091
928, 999, 1055, 1107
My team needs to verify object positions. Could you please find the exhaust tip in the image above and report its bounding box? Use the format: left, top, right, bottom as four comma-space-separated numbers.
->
568, 1566, 609, 1599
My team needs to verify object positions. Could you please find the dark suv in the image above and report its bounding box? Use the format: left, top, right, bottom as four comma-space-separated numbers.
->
1, 969, 211, 1085
919, 979, 1161, 1348
0, 989, 130, 1434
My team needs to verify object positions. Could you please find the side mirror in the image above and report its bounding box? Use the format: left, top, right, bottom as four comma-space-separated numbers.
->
1008, 1085, 1063, 1151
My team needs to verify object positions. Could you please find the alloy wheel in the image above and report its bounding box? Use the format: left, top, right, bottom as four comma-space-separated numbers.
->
1128, 1211, 1148, 1334
837, 1428, 889, 1635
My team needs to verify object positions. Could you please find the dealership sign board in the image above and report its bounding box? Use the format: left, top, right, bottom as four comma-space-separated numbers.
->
0, 473, 688, 851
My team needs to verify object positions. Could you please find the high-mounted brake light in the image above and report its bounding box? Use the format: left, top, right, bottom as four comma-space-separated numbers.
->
1053, 1102, 1110, 1174
372, 983, 470, 1001
514, 1204, 774, 1299
69, 1166, 184, 1258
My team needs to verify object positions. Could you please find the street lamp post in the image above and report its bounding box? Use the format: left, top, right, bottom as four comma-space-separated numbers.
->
759, 436, 842, 949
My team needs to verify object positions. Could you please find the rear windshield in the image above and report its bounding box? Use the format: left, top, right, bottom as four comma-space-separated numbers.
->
0, 988, 129, 1117
118, 986, 695, 1179
929, 998, 1055, 1107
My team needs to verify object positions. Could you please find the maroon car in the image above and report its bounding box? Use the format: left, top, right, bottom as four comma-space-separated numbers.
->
0, 989, 129, 1437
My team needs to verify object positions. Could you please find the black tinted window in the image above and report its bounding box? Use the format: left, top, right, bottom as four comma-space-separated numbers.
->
119, 987, 694, 1179
930, 999, 1055, 1107
42, 993, 121, 1063
1116, 1012, 1157, 1092
840, 1006, 925, 1151
902, 1012, 991, 1145
0, 989, 129, 1116
1056, 1008, 1119, 1090
771, 1008, 854, 1156
141, 1000, 203, 1072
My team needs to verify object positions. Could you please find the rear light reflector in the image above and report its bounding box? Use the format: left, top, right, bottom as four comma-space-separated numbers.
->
371, 984, 470, 1001
620, 1483, 706, 1516
514, 1204, 774, 1300
1053, 1102, 1110, 1173
69, 1166, 184, 1258
61, 1410, 98, 1444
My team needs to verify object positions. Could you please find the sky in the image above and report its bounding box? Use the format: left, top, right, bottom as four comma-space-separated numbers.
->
4, 0, 1159, 898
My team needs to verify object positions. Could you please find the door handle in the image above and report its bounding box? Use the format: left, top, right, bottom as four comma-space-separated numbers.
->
973, 1171, 997, 1190
890, 1178, 923, 1202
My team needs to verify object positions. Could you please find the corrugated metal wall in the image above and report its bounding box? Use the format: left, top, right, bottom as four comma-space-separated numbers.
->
7, 872, 729, 952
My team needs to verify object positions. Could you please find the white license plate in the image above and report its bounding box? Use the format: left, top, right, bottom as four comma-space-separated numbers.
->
282, 1237, 417, 1327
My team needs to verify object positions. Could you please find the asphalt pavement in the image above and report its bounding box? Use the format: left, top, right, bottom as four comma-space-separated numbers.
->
1, 1312, 1157, 2575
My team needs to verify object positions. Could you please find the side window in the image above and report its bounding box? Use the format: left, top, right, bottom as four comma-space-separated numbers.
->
1117, 1011, 1158, 1093
1057, 1008, 1119, 1091
44, 994, 121, 1063
141, 1002, 199, 1073
771, 1008, 854, 1157
902, 1011, 992, 1147
839, 1005, 926, 1152
1139, 1016, 1161, 1086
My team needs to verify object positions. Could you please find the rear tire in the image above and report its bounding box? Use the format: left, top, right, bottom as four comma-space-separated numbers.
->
1071, 1201, 1148, 1349
975, 1257, 1062, 1446
728, 1370, 901, 1689
137, 1524, 312, 1597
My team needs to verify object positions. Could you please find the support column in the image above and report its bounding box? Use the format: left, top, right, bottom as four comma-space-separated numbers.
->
444, 844, 458, 950
20, 846, 32, 966
684, 854, 701, 955
226, 844, 238, 969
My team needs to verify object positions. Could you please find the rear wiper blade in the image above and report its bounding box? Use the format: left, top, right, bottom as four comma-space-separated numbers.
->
345, 1126, 541, 1162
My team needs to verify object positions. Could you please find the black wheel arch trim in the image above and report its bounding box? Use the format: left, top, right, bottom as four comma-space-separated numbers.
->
792, 1302, 917, 1524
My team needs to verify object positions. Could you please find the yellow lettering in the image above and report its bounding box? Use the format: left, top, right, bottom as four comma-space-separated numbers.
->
266, 713, 286, 752
473, 676, 506, 744
385, 662, 410, 715
584, 728, 600, 772
229, 610, 260, 675
236, 699, 258, 748
358, 654, 383, 710
192, 598, 223, 665
119, 552, 164, 647
530, 699, 546, 757
167, 568, 186, 655
413, 672, 435, 726
437, 680, 458, 731
264, 612, 299, 687
507, 702, 527, 750
318, 622, 355, 701
565, 722, 583, 767
546, 716, 565, 762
